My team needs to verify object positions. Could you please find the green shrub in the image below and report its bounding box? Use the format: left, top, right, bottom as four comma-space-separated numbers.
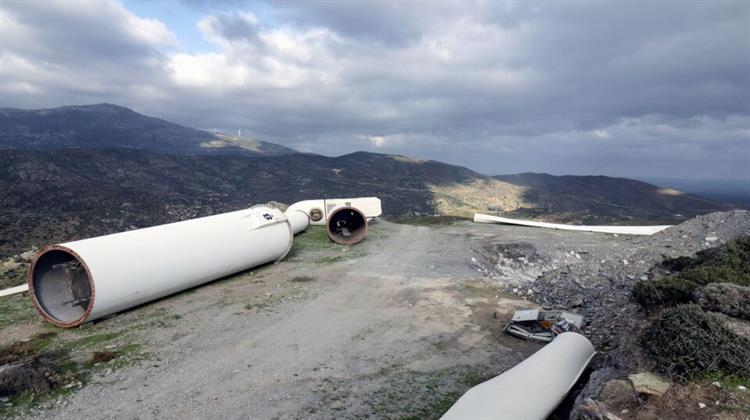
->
640, 304, 750, 381
633, 236, 750, 308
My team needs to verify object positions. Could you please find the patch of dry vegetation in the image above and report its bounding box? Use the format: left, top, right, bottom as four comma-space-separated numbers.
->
641, 305, 750, 381
429, 179, 533, 217
200, 134, 262, 151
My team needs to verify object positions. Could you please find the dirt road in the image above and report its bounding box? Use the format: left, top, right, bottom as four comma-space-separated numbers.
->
16, 220, 540, 419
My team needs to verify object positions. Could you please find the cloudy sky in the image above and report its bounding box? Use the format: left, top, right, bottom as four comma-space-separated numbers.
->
0, 1, 747, 181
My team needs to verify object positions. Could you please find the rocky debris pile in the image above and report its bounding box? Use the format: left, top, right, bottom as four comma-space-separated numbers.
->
529, 211, 750, 349
476, 211, 750, 418
475, 241, 551, 286
629, 210, 750, 267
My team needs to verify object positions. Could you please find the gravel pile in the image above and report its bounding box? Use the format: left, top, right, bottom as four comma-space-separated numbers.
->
476, 210, 750, 417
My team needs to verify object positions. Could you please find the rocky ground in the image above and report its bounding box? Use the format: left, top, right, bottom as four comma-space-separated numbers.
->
1, 211, 748, 419
477, 210, 750, 420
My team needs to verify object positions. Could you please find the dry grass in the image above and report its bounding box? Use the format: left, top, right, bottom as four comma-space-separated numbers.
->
200, 134, 262, 151
428, 179, 533, 217
657, 188, 684, 196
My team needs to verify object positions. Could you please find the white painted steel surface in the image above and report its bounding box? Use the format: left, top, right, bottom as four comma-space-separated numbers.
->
29, 206, 294, 327
441, 332, 596, 420
287, 197, 382, 225
474, 213, 672, 235
285, 209, 311, 234
0, 284, 28, 298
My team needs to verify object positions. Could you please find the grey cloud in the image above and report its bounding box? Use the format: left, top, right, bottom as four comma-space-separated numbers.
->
0, 0, 747, 181
202, 11, 262, 43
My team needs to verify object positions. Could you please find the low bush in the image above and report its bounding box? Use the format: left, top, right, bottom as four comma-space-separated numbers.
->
640, 304, 750, 381
633, 236, 750, 308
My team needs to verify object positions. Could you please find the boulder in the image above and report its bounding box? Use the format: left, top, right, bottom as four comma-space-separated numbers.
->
693, 282, 750, 320
598, 379, 635, 407
628, 372, 670, 397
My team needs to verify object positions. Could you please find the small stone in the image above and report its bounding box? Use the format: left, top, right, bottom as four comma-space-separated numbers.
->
711, 381, 721, 388
698, 402, 706, 409
705, 236, 719, 242
526, 289, 534, 296
738, 385, 747, 391
599, 379, 634, 407
628, 372, 670, 397
640, 275, 648, 281
622, 259, 629, 265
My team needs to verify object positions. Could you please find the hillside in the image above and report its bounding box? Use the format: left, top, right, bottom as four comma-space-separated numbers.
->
0, 104, 733, 258
0, 147, 732, 258
0, 104, 295, 156
0, 148, 479, 257
495, 173, 726, 222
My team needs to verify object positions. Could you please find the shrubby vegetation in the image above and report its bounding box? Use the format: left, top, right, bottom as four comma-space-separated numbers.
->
640, 305, 750, 381
633, 236, 750, 308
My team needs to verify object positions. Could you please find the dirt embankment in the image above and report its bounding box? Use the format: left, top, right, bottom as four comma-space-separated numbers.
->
472, 210, 750, 419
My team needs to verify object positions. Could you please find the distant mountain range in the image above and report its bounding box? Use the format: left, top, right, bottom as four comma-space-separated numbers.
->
0, 104, 733, 257
0, 103, 295, 156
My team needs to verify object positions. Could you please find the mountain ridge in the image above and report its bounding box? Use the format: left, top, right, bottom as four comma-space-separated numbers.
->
0, 104, 734, 257
0, 103, 296, 156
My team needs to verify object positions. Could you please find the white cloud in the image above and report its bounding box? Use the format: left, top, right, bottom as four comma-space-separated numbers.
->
592, 129, 610, 139
366, 135, 387, 148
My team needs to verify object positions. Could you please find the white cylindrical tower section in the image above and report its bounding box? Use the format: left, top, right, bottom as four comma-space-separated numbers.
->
326, 207, 368, 245
284, 210, 310, 235
29, 206, 293, 328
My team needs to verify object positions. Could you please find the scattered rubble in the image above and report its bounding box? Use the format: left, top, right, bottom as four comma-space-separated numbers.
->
477, 210, 750, 418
